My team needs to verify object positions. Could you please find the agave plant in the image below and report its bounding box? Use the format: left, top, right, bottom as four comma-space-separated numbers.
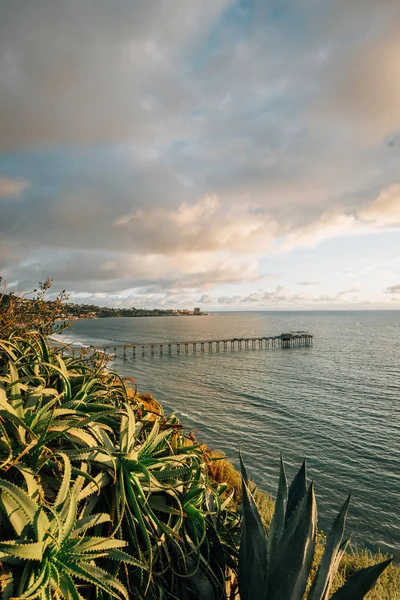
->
238, 454, 392, 600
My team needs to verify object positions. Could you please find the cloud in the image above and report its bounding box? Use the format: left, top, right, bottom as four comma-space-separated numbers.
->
358, 185, 400, 227
0, 176, 29, 198
385, 284, 400, 295
0, 0, 232, 150
298, 280, 320, 286
313, 24, 400, 141
194, 285, 365, 308
1, 0, 400, 308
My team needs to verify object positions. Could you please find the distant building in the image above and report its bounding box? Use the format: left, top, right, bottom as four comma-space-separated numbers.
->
194, 307, 201, 314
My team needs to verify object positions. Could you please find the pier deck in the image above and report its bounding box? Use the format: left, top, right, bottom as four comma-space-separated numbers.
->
60, 332, 313, 358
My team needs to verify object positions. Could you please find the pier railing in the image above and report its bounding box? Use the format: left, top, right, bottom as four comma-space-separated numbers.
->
59, 332, 313, 358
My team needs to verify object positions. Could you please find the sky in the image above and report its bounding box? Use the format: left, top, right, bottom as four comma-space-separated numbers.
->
0, 0, 400, 310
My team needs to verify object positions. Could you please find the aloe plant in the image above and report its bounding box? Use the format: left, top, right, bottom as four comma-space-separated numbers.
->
0, 331, 239, 599
238, 454, 392, 600
0, 467, 144, 599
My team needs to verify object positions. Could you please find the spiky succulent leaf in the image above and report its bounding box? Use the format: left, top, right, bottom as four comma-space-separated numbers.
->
0, 541, 44, 561
285, 459, 307, 525
266, 455, 287, 564
268, 482, 317, 600
0, 480, 49, 542
330, 558, 393, 599
308, 494, 351, 600
238, 451, 268, 600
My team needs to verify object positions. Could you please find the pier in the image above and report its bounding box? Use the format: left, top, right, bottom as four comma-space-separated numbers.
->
61, 331, 313, 358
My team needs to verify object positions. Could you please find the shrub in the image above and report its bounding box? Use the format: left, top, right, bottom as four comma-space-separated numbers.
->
0, 277, 69, 338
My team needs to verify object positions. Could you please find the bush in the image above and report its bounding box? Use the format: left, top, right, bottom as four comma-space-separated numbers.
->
0, 277, 69, 338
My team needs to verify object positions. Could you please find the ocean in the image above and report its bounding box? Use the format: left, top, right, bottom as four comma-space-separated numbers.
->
56, 311, 400, 555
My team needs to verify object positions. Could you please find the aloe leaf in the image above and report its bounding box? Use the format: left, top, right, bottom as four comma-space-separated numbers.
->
58, 570, 86, 600
1, 492, 29, 536
107, 548, 147, 568
54, 453, 72, 508
136, 420, 160, 458
0, 541, 44, 561
77, 471, 110, 501
120, 403, 136, 454
285, 459, 307, 525
330, 558, 393, 599
17, 563, 51, 599
267, 455, 288, 564
269, 482, 317, 600
308, 494, 351, 600
48, 426, 99, 447
72, 512, 111, 536
149, 494, 183, 516
73, 536, 127, 553
238, 452, 268, 600
59, 493, 77, 541
65, 560, 129, 600
0, 480, 49, 542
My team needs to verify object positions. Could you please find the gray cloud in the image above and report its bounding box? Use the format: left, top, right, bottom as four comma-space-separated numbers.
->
1, 0, 400, 306
385, 284, 400, 295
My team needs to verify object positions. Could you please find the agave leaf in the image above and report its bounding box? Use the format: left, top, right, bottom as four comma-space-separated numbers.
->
308, 494, 351, 600
267, 455, 288, 564
269, 482, 317, 600
285, 459, 307, 525
331, 537, 350, 578
238, 452, 268, 600
0, 541, 44, 561
330, 558, 393, 600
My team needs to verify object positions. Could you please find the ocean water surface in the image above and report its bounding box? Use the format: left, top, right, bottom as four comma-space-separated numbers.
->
57, 311, 400, 554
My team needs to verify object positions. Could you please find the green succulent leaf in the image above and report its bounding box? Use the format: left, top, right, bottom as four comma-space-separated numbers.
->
285, 459, 307, 525
330, 558, 393, 600
0, 541, 44, 561
269, 482, 317, 600
238, 451, 268, 600
308, 494, 351, 600
267, 455, 287, 565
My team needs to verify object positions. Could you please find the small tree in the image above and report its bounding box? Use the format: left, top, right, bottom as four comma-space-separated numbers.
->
0, 277, 70, 338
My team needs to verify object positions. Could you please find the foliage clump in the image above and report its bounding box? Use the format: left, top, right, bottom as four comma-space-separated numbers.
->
0, 331, 240, 599
0, 277, 69, 338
